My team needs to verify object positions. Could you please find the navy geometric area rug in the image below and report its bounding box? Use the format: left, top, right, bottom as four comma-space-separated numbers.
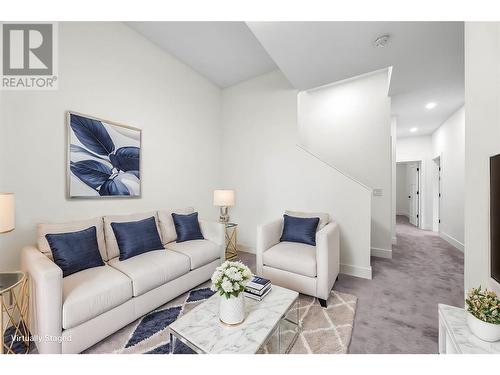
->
84, 283, 215, 354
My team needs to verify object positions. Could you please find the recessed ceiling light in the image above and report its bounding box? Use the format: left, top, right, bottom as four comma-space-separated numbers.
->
410, 127, 418, 133
425, 102, 437, 110
374, 34, 390, 48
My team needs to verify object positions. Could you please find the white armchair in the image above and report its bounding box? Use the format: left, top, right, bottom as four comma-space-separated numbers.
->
256, 213, 340, 307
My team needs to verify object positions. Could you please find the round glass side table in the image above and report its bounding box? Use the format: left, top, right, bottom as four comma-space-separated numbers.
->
0, 271, 29, 354
225, 223, 238, 260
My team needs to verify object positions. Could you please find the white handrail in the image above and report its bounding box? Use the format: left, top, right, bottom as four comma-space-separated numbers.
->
295, 143, 373, 192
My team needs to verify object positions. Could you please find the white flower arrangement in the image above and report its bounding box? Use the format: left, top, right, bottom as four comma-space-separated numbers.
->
211, 260, 253, 299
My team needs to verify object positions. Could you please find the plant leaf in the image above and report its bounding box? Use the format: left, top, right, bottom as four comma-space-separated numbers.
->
70, 160, 112, 189
109, 146, 140, 172
70, 144, 110, 163
70, 114, 115, 156
99, 177, 130, 196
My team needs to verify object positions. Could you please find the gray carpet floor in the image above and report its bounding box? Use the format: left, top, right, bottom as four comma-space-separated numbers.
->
237, 215, 464, 354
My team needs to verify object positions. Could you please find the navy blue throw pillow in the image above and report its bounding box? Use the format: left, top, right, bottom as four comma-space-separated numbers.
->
45, 226, 104, 277
172, 212, 204, 242
111, 217, 164, 261
280, 214, 320, 246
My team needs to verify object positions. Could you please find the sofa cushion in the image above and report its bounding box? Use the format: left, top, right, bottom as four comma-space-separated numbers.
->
157, 207, 195, 245
285, 210, 330, 231
280, 214, 319, 246
111, 217, 164, 261
172, 212, 204, 242
263, 241, 317, 278
108, 249, 190, 297
103, 212, 162, 260
165, 239, 220, 270
45, 226, 104, 277
38, 217, 108, 261
62, 265, 132, 330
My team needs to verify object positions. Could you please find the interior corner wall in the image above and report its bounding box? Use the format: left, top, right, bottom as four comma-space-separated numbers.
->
297, 70, 393, 255
391, 117, 397, 244
0, 22, 223, 271
464, 22, 500, 293
396, 136, 434, 230
221, 70, 373, 279
432, 106, 465, 251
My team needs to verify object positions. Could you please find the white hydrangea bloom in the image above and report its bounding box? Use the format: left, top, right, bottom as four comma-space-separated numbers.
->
221, 278, 234, 293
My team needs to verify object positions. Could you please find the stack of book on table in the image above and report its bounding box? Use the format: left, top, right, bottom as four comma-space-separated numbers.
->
244, 276, 271, 301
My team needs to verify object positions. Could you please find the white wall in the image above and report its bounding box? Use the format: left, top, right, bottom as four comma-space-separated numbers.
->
464, 22, 500, 293
0, 22, 223, 271
391, 117, 397, 243
432, 106, 465, 250
396, 136, 434, 230
396, 163, 409, 216
298, 70, 393, 255
221, 70, 373, 279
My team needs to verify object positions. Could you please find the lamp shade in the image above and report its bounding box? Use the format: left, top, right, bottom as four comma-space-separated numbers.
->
0, 193, 15, 233
213, 190, 235, 207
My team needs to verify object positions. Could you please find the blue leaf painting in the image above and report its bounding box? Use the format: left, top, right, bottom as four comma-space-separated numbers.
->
70, 144, 109, 163
109, 147, 140, 172
70, 114, 115, 156
99, 177, 130, 196
128, 170, 140, 179
70, 160, 112, 189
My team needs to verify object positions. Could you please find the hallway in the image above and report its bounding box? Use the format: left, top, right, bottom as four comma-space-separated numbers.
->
334, 215, 464, 353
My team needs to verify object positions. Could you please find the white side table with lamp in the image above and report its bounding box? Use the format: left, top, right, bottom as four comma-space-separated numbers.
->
0, 193, 30, 354
213, 190, 238, 260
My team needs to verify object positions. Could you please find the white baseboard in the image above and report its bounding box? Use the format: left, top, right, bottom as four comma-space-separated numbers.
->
439, 232, 464, 252
371, 247, 393, 259
340, 263, 372, 280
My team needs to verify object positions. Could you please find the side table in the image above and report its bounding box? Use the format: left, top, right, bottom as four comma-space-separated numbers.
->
1, 271, 29, 354
225, 223, 238, 259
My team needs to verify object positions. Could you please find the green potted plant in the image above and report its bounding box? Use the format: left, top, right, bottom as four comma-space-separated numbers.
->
465, 286, 500, 342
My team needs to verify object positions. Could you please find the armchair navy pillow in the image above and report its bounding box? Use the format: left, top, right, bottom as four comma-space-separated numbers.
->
111, 216, 164, 261
172, 212, 204, 242
45, 226, 104, 277
280, 214, 320, 246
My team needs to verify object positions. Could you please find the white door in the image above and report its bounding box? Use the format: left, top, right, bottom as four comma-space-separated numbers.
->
407, 163, 420, 227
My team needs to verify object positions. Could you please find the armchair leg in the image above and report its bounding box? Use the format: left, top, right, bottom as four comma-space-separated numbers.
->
318, 298, 327, 308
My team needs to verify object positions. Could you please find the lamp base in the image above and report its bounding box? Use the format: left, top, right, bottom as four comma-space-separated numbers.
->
219, 206, 230, 223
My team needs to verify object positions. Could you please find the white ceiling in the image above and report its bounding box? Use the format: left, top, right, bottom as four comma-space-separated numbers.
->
126, 22, 277, 88
126, 21, 464, 138
247, 22, 464, 138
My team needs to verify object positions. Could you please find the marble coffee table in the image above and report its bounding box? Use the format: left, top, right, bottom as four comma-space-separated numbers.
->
168, 285, 300, 354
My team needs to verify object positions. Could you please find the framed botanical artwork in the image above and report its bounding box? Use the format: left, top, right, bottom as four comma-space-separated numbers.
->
67, 111, 141, 198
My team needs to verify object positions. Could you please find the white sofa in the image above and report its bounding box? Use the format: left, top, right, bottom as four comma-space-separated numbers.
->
256, 212, 340, 307
20, 208, 225, 354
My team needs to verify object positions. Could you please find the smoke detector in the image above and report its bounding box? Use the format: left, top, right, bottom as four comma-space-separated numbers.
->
374, 34, 390, 48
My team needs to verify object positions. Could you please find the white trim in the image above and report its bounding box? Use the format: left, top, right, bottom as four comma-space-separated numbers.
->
340, 263, 372, 280
392, 236, 397, 245
439, 231, 464, 252
371, 247, 393, 259
296, 144, 372, 192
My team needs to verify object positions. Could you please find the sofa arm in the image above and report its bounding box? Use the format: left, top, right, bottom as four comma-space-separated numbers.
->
21, 246, 63, 354
199, 220, 225, 262
256, 219, 283, 275
315, 222, 340, 301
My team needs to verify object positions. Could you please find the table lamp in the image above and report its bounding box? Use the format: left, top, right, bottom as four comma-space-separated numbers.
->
0, 193, 15, 234
213, 190, 234, 223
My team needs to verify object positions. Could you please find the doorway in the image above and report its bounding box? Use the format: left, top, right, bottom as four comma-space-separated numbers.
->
396, 161, 422, 228
432, 156, 441, 232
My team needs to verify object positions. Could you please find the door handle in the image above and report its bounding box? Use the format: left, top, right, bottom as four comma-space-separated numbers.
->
408, 196, 411, 199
